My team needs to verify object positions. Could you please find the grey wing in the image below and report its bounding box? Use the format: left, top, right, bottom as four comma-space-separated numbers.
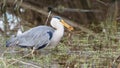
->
17, 26, 54, 49
33, 31, 51, 50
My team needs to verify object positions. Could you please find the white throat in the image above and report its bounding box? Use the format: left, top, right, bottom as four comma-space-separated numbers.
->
51, 23, 64, 45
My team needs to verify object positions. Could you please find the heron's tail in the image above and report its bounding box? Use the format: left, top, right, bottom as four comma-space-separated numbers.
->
6, 37, 18, 47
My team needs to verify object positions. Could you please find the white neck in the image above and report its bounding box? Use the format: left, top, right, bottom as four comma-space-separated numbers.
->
54, 25, 64, 38
52, 25, 64, 42
49, 25, 64, 48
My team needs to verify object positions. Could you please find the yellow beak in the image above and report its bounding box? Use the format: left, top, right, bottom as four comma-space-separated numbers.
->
61, 20, 74, 31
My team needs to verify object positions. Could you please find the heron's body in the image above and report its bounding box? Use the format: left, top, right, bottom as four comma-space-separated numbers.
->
18, 26, 55, 49
6, 16, 73, 51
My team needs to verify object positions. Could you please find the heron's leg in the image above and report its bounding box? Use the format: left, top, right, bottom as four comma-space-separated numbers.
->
31, 48, 36, 59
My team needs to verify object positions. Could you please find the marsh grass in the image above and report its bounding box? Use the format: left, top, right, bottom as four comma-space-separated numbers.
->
0, 24, 120, 68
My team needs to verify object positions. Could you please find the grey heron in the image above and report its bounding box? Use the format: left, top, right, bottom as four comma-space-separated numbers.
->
6, 16, 74, 54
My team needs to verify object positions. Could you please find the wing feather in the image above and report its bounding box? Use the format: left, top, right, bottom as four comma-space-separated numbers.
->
17, 26, 54, 49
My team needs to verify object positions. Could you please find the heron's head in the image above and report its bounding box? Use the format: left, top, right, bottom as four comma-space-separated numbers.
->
50, 16, 74, 31
6, 35, 18, 47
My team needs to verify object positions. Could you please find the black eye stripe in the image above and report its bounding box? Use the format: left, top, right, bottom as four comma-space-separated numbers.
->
54, 16, 61, 20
